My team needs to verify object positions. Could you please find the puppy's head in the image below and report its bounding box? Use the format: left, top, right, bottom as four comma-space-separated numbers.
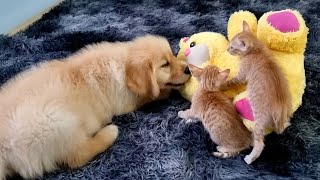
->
125, 35, 191, 99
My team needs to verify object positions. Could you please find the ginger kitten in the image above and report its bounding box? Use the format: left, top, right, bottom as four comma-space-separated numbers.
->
178, 65, 252, 158
225, 21, 292, 164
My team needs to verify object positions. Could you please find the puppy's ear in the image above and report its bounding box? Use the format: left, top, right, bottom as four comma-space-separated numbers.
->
242, 21, 251, 32
188, 64, 203, 78
125, 58, 160, 99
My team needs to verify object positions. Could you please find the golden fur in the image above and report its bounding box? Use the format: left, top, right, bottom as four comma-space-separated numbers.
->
0, 35, 190, 179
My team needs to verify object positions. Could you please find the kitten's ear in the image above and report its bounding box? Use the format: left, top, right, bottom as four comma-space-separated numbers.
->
218, 69, 230, 82
242, 21, 251, 32
188, 64, 202, 78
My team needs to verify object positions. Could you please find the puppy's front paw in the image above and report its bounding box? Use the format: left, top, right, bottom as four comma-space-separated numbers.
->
99, 124, 119, 143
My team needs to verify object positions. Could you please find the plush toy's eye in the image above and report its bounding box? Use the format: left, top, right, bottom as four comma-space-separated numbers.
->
161, 61, 169, 68
190, 42, 196, 47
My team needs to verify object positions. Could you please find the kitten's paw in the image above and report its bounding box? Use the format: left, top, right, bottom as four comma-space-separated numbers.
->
185, 119, 197, 124
178, 110, 187, 119
216, 146, 223, 152
244, 155, 254, 164
284, 122, 291, 129
213, 152, 231, 158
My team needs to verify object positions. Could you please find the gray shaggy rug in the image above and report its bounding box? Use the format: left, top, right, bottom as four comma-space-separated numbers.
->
0, 0, 319, 179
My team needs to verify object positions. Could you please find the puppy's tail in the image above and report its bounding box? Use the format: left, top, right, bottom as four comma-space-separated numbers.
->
272, 102, 291, 134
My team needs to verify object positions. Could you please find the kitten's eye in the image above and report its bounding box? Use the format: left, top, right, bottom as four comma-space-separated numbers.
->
240, 41, 246, 47
190, 42, 196, 47
161, 61, 169, 68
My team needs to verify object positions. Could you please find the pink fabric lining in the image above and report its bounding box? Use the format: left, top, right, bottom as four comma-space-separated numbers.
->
234, 98, 254, 121
267, 11, 300, 33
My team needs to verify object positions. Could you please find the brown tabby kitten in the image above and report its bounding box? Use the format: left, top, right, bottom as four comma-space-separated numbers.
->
178, 64, 252, 158
224, 21, 292, 164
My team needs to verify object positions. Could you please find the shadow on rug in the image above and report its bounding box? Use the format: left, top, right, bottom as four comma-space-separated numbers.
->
0, 0, 319, 179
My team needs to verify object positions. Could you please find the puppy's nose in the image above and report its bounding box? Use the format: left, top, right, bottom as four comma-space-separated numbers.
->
184, 66, 191, 74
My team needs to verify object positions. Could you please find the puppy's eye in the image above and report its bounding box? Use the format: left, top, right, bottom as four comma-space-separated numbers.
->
161, 61, 169, 68
190, 42, 196, 47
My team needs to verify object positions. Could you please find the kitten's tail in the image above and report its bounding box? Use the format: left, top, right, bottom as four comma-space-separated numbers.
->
272, 103, 291, 134
0, 157, 7, 180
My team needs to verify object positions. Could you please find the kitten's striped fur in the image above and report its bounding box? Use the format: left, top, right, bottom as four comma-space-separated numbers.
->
178, 65, 252, 158
225, 21, 292, 164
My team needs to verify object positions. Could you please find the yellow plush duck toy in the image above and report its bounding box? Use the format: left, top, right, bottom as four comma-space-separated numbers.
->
178, 9, 308, 134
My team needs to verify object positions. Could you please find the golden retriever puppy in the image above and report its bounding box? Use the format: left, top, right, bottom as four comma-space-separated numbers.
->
0, 35, 190, 179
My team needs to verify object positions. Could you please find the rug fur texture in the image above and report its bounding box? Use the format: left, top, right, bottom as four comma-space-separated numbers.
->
0, 0, 319, 179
